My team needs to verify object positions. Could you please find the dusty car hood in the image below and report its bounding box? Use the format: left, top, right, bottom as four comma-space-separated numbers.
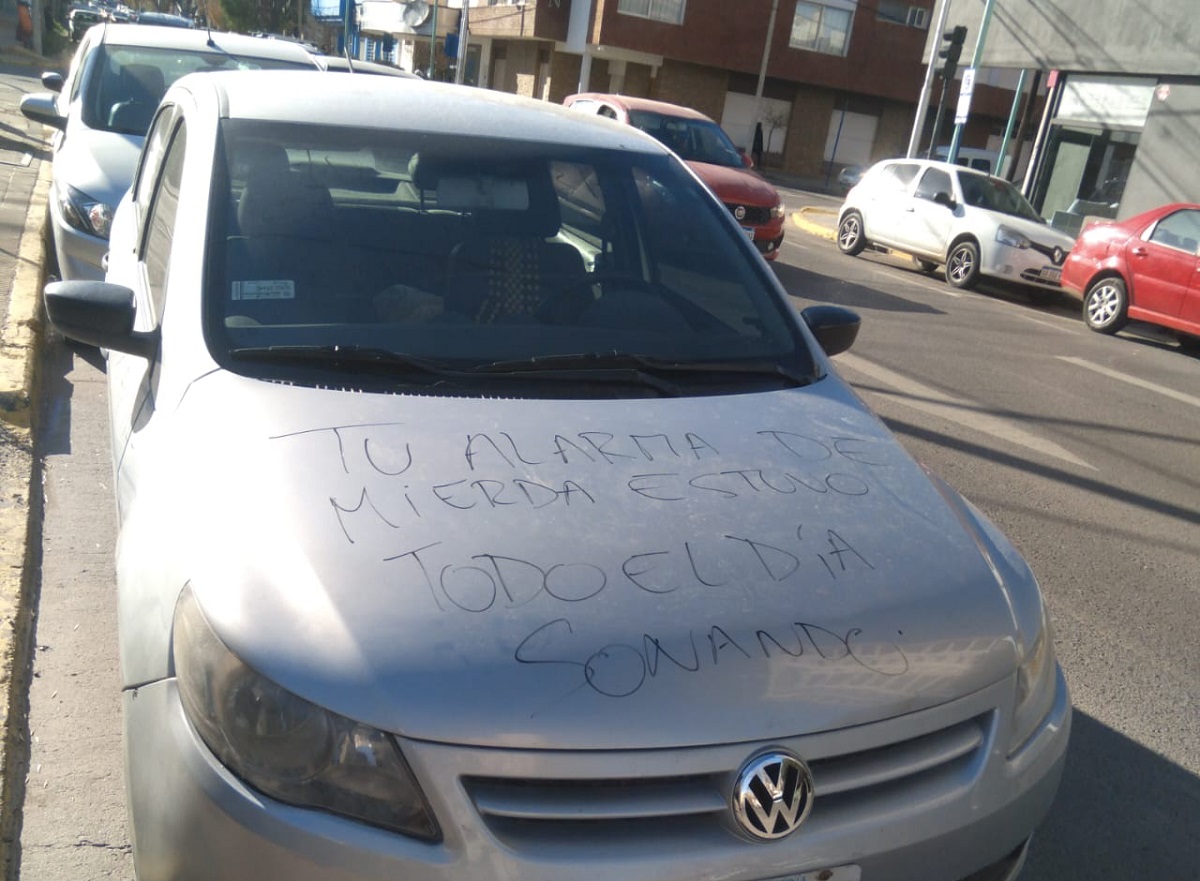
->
688, 161, 780, 208
55, 126, 142, 208
157, 371, 1023, 749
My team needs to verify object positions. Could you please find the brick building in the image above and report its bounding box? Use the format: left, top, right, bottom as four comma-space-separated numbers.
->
361, 0, 1021, 181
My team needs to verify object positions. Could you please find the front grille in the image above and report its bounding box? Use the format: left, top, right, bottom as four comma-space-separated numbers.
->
724, 203, 773, 225
464, 711, 993, 849
1020, 267, 1063, 287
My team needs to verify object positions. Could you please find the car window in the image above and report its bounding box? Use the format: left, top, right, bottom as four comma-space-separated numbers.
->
627, 110, 744, 169
1147, 209, 1200, 254
914, 167, 952, 201
872, 161, 920, 194
957, 170, 1043, 221
132, 102, 181, 218
208, 120, 810, 390
81, 44, 313, 137
143, 120, 187, 322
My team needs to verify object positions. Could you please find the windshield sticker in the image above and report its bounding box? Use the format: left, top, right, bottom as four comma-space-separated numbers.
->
232, 280, 295, 300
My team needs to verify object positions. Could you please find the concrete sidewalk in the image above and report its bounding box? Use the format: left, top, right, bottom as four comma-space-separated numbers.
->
0, 4, 59, 875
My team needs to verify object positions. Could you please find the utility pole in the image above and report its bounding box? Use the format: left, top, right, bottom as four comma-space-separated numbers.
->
906, 0, 953, 157
750, 0, 779, 155
453, 0, 468, 84
947, 0, 997, 165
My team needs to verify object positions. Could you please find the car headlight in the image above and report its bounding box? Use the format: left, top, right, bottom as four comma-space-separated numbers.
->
173, 585, 440, 840
770, 201, 786, 219
995, 225, 1031, 249
1009, 604, 1058, 755
58, 184, 115, 239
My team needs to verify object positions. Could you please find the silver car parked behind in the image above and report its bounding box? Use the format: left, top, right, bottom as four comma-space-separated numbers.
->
44, 71, 1070, 881
19, 23, 319, 282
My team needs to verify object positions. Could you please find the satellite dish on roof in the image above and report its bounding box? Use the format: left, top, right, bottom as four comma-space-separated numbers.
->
402, 0, 430, 27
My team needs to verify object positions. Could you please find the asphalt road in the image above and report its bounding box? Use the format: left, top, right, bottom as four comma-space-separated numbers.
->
14, 186, 1200, 880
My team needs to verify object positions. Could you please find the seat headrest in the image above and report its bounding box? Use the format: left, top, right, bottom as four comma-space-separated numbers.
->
120, 63, 166, 105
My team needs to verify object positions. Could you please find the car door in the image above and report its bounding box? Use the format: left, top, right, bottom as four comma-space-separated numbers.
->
106, 102, 187, 519
1126, 208, 1200, 322
902, 166, 957, 257
858, 161, 920, 247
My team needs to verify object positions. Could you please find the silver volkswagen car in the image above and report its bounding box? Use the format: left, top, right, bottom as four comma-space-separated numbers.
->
20, 23, 318, 281
44, 72, 1070, 881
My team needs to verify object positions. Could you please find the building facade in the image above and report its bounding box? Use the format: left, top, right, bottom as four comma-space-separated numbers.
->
357, 0, 1021, 183
937, 0, 1199, 229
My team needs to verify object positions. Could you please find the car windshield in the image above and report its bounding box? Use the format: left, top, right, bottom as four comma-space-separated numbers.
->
82, 45, 312, 136
207, 121, 813, 395
957, 170, 1042, 222
627, 110, 745, 168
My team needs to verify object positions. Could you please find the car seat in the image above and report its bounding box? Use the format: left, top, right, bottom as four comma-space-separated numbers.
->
107, 63, 166, 135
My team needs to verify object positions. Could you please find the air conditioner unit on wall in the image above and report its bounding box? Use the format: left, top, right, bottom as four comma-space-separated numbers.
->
907, 6, 928, 28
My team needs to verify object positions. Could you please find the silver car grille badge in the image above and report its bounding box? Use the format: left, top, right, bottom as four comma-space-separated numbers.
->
731, 750, 815, 840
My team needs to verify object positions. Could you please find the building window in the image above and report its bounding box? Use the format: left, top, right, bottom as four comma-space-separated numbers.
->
876, 1, 927, 29
617, 0, 686, 25
790, 1, 855, 56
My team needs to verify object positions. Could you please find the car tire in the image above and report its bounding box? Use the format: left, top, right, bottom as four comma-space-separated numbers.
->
1177, 333, 1200, 354
945, 240, 981, 289
1083, 276, 1128, 334
914, 258, 938, 273
837, 211, 867, 256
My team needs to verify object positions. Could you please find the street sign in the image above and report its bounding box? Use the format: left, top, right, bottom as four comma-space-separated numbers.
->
954, 67, 976, 125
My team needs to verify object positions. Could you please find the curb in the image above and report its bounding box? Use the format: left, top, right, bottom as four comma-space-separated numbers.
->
792, 206, 837, 242
0, 145, 49, 880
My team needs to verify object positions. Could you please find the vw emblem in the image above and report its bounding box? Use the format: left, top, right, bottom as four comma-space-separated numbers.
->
731, 750, 814, 840
734, 205, 747, 221
1052, 246, 1065, 265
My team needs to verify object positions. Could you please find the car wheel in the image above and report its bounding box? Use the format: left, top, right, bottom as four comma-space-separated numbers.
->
914, 258, 938, 273
837, 211, 867, 256
1083, 276, 1128, 334
945, 241, 980, 289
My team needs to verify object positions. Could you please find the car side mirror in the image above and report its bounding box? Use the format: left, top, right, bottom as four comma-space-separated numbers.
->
40, 71, 63, 93
44, 281, 159, 358
19, 93, 66, 131
801, 305, 861, 357
739, 149, 754, 169
933, 191, 956, 209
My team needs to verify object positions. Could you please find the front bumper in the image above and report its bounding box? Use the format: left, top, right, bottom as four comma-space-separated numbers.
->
125, 668, 1069, 881
980, 241, 1067, 291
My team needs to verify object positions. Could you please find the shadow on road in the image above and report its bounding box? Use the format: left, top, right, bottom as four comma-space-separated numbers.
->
1022, 710, 1200, 878
772, 260, 947, 316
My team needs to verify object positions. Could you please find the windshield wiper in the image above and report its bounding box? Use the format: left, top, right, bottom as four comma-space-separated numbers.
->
228, 345, 460, 378
481, 353, 814, 387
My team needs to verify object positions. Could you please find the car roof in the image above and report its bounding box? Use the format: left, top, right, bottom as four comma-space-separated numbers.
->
181, 72, 672, 152
314, 56, 418, 77
566, 92, 715, 123
94, 23, 318, 63
873, 157, 1003, 180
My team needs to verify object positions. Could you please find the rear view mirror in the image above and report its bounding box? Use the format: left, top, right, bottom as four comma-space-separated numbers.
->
19, 93, 66, 131
40, 71, 63, 93
801, 305, 861, 357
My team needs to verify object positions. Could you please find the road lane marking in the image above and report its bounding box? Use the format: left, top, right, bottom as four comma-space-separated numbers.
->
1056, 356, 1200, 409
836, 353, 1097, 470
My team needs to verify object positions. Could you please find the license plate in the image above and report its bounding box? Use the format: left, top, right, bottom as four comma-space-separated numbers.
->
1040, 266, 1062, 282
758, 866, 862, 881
742, 225, 756, 240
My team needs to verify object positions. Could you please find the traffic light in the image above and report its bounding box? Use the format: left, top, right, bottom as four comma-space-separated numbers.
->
939, 25, 967, 80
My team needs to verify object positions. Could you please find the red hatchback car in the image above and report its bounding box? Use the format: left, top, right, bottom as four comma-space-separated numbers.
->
1061, 202, 1200, 346
564, 93, 786, 260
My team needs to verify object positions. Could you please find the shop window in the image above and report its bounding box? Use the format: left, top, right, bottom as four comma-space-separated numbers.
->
1033, 125, 1138, 236
790, 0, 855, 57
617, 0, 686, 25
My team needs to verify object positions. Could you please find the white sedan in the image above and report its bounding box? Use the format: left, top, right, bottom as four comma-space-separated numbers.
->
44, 71, 1069, 881
836, 158, 1076, 297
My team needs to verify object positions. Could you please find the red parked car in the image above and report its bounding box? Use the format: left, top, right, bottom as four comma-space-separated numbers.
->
563, 93, 786, 260
1061, 203, 1200, 347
